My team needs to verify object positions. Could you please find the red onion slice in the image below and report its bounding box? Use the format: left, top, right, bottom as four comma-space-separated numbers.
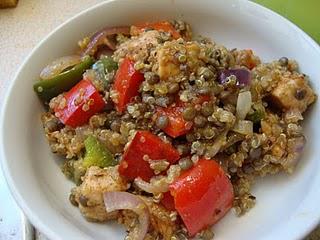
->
104, 192, 149, 240
219, 68, 251, 86
83, 26, 130, 56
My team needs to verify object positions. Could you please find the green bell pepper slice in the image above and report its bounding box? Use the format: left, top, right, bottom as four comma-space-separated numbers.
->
246, 102, 266, 124
83, 135, 116, 169
33, 56, 94, 102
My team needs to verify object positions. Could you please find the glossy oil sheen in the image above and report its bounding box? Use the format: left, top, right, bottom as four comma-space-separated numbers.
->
0, 1, 320, 240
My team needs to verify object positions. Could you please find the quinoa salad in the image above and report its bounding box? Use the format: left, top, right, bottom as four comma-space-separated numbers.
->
33, 20, 316, 240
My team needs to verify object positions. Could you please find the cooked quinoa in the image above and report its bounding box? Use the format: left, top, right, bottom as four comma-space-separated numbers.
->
35, 20, 316, 239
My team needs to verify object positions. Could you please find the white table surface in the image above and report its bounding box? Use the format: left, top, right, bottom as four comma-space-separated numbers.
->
0, 1, 319, 240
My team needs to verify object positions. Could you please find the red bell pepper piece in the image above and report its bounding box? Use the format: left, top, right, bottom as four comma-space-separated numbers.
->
169, 159, 234, 236
112, 57, 144, 113
118, 131, 180, 181
131, 21, 181, 39
156, 95, 211, 138
156, 102, 192, 138
54, 79, 105, 128
160, 191, 176, 211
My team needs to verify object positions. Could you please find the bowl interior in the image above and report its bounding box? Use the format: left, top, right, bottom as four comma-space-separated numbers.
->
1, 0, 320, 240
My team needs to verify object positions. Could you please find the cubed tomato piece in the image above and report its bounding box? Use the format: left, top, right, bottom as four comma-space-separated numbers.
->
118, 131, 180, 181
54, 79, 105, 128
112, 57, 144, 112
170, 159, 234, 236
131, 21, 181, 39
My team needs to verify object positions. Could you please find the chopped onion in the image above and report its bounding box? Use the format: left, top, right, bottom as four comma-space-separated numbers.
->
40, 55, 81, 80
83, 26, 130, 56
206, 131, 227, 158
232, 120, 253, 135
236, 91, 252, 120
219, 68, 251, 86
134, 177, 169, 194
104, 192, 149, 240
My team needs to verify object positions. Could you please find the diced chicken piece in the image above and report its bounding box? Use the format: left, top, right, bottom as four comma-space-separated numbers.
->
119, 196, 177, 240
157, 45, 181, 80
261, 111, 282, 137
114, 30, 160, 63
72, 166, 128, 222
141, 197, 177, 240
270, 73, 316, 113
157, 41, 203, 80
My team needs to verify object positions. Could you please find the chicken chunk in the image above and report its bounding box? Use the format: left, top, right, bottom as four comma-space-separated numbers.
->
114, 30, 160, 63
119, 196, 177, 240
270, 73, 316, 113
141, 197, 177, 240
157, 41, 203, 80
72, 166, 128, 222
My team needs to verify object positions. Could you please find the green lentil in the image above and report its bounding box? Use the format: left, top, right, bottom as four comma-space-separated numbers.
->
168, 83, 180, 94
145, 72, 160, 84
201, 102, 214, 116
79, 195, 88, 207
182, 107, 197, 121
279, 57, 289, 66
195, 79, 204, 87
142, 94, 156, 105
176, 144, 190, 156
186, 133, 196, 142
155, 96, 173, 107
178, 54, 187, 63
198, 67, 214, 79
69, 193, 78, 206
201, 228, 214, 240
202, 126, 216, 139
194, 115, 207, 127
156, 115, 169, 129
110, 120, 121, 132
155, 83, 168, 95
178, 157, 193, 170
249, 147, 262, 160
295, 89, 306, 100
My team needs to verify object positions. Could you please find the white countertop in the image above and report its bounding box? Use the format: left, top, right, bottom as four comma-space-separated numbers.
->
0, 1, 319, 240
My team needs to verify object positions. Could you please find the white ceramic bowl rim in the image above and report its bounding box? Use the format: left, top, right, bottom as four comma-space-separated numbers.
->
1, 1, 320, 240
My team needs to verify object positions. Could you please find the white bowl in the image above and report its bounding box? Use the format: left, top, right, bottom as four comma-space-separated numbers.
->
1, 0, 320, 239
